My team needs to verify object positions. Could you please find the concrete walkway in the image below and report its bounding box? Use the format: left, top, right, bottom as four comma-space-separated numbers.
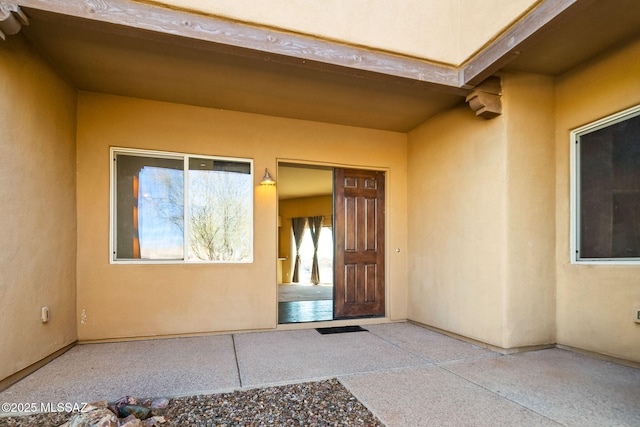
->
1, 322, 639, 426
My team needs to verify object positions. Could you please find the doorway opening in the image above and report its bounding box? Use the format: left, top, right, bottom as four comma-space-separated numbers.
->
277, 163, 386, 323
278, 163, 334, 324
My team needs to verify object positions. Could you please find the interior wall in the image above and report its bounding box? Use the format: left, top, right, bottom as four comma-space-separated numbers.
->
406, 72, 556, 350
76, 92, 408, 341
555, 36, 640, 363
279, 195, 333, 284
0, 36, 77, 381
147, 0, 537, 65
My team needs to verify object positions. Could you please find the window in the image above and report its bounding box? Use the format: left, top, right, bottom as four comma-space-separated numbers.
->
572, 105, 640, 263
296, 223, 334, 284
111, 148, 253, 263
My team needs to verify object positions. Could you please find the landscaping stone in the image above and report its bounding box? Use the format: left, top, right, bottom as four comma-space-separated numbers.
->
0, 379, 382, 426
59, 408, 117, 427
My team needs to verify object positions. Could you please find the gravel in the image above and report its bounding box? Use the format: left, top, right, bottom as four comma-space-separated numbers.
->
0, 379, 384, 426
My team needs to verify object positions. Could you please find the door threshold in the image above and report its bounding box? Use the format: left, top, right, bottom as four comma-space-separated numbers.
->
275, 317, 392, 331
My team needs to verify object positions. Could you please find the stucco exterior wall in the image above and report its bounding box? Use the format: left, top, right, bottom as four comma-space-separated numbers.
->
555, 37, 640, 363
147, 0, 538, 65
76, 92, 408, 341
407, 104, 508, 346
406, 72, 556, 350
459, 0, 539, 62
503, 73, 556, 348
0, 36, 77, 381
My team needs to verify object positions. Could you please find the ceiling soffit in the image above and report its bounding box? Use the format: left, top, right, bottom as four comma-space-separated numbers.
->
2, 0, 639, 130
11, 0, 464, 92
7, 0, 602, 91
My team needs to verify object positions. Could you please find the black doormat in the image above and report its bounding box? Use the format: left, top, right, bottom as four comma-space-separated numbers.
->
316, 326, 368, 335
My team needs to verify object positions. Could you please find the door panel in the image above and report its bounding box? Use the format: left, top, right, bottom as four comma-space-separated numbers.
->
334, 168, 385, 318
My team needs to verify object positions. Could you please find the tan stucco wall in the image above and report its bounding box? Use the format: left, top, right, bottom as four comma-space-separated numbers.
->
407, 104, 508, 345
279, 195, 333, 284
459, 0, 540, 62
76, 92, 408, 340
0, 36, 77, 381
146, 0, 538, 65
407, 72, 556, 349
555, 37, 640, 362
503, 73, 556, 348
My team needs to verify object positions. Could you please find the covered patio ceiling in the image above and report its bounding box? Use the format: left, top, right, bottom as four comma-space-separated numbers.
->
6, 0, 640, 131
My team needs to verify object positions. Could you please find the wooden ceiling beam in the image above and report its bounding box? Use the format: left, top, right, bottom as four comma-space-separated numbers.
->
6, 0, 601, 96
461, 0, 598, 87
11, 0, 467, 95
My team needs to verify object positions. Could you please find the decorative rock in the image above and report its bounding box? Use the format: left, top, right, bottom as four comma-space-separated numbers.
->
142, 416, 167, 426
59, 408, 118, 427
7, 380, 382, 426
80, 401, 108, 413
150, 398, 169, 409
116, 405, 151, 420
109, 396, 137, 407
118, 415, 143, 427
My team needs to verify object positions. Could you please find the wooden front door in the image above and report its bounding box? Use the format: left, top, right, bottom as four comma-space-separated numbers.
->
334, 168, 385, 318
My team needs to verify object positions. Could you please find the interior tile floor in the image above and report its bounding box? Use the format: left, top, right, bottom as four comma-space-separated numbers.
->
278, 300, 333, 323
1, 322, 639, 426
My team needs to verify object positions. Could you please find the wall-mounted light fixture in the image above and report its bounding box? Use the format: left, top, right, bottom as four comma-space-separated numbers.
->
0, 5, 29, 41
260, 168, 275, 185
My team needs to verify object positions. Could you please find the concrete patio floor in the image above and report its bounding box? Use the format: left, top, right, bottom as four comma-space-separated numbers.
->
1, 322, 639, 426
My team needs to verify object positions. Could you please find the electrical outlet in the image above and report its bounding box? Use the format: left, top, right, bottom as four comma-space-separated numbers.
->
635, 308, 640, 324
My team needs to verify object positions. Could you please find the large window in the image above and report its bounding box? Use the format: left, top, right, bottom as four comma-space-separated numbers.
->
111, 148, 253, 263
573, 106, 640, 263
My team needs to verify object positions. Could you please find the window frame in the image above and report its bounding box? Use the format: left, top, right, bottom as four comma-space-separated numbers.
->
570, 104, 640, 264
109, 147, 254, 264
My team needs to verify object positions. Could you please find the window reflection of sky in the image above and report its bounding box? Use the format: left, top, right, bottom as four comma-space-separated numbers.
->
138, 166, 184, 259
137, 166, 252, 261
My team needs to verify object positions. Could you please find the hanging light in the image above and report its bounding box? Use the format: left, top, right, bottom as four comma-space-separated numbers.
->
260, 168, 275, 185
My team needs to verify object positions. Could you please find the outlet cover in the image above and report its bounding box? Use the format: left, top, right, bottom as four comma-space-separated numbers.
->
635, 308, 640, 324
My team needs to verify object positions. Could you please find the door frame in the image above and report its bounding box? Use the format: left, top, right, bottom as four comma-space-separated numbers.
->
276, 160, 389, 325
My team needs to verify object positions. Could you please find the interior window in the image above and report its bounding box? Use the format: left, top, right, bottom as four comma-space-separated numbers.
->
297, 224, 334, 284
112, 149, 253, 263
575, 107, 640, 261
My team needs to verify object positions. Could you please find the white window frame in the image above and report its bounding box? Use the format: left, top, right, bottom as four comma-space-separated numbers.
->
570, 104, 640, 264
110, 147, 254, 264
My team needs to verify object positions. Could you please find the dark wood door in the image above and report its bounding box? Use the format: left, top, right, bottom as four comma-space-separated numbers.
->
334, 168, 385, 318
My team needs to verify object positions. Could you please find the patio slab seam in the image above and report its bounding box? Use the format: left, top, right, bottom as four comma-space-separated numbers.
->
432, 352, 504, 367
337, 362, 566, 427
231, 334, 243, 388
435, 359, 566, 426
365, 330, 438, 364
366, 328, 502, 367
